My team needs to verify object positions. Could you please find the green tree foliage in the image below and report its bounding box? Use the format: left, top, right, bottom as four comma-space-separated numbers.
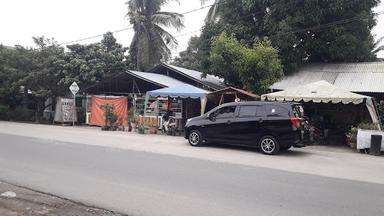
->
172, 36, 201, 70
126, 0, 184, 71
62, 32, 130, 87
209, 33, 283, 94
266, 0, 379, 72
201, 0, 222, 23
198, 0, 380, 74
0, 32, 130, 122
18, 37, 67, 122
172, 22, 223, 72
0, 45, 34, 109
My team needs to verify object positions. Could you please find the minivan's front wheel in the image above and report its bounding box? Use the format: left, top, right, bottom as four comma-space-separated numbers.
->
259, 136, 280, 155
188, 130, 203, 147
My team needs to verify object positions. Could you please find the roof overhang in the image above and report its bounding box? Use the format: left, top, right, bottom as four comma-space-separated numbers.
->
263, 81, 370, 105
150, 63, 225, 91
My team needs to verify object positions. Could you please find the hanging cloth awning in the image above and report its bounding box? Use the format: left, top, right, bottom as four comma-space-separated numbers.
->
262, 80, 370, 104
261, 80, 381, 128
146, 84, 210, 99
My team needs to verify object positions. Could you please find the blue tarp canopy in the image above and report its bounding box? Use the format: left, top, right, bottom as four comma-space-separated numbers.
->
146, 84, 209, 99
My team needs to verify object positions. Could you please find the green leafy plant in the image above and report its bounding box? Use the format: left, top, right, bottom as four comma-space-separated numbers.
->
101, 104, 118, 128
378, 100, 384, 126
0, 104, 9, 120
6, 107, 35, 122
138, 124, 145, 134
208, 33, 283, 94
346, 123, 379, 148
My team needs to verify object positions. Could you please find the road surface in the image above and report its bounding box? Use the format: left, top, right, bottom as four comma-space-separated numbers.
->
0, 181, 123, 216
0, 122, 383, 216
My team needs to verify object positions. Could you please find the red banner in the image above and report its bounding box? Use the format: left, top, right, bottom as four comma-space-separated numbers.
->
89, 96, 129, 127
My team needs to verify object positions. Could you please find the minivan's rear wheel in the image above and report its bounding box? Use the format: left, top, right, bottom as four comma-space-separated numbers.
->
259, 136, 280, 155
188, 130, 203, 147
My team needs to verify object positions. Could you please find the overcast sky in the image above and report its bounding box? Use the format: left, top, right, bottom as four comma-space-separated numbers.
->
1, 0, 383, 57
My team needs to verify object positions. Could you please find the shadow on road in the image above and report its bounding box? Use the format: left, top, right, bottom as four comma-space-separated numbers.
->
203, 143, 312, 157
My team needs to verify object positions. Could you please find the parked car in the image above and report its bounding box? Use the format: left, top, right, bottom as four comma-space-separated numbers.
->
184, 101, 308, 155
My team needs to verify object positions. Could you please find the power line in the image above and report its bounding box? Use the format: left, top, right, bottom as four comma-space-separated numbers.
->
58, 0, 384, 47
167, 10, 384, 60
58, 1, 223, 46
172, 10, 384, 40
59, 27, 133, 45
174, 30, 201, 37
181, 3, 213, 15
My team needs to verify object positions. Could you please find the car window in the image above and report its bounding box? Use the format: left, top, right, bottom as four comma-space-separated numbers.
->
256, 106, 266, 117
292, 105, 304, 118
214, 106, 236, 119
265, 104, 289, 117
238, 106, 256, 117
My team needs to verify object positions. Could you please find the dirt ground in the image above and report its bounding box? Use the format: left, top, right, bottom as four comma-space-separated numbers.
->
0, 181, 126, 216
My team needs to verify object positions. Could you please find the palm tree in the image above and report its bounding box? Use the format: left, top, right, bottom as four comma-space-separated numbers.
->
201, 0, 221, 23
373, 36, 384, 56
126, 0, 184, 71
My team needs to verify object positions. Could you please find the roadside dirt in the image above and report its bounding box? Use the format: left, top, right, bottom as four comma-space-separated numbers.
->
0, 181, 126, 216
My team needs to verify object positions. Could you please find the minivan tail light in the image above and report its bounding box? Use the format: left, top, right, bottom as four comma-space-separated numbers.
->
291, 117, 302, 129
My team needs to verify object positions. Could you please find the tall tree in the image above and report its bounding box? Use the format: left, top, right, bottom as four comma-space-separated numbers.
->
266, 0, 379, 72
172, 36, 201, 70
0, 45, 34, 110
208, 33, 283, 94
0, 33, 130, 122
201, 0, 222, 22
126, 0, 184, 71
62, 32, 130, 87
18, 37, 67, 122
198, 0, 380, 74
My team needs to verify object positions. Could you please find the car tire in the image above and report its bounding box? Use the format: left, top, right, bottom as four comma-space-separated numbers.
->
259, 135, 280, 155
188, 129, 203, 147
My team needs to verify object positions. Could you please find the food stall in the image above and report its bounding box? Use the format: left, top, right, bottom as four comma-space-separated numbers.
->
261, 80, 381, 145
144, 84, 210, 134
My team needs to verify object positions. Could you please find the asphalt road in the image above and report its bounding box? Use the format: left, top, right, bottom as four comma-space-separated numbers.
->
0, 133, 383, 216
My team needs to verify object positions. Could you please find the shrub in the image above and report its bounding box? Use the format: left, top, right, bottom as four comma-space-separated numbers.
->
378, 100, 384, 126
0, 104, 9, 120
7, 107, 35, 122
346, 122, 379, 148
101, 104, 118, 127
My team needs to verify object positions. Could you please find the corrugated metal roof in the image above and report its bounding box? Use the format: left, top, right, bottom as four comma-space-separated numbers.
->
1, 45, 15, 50
270, 62, 384, 93
127, 70, 188, 88
209, 87, 260, 98
164, 64, 225, 89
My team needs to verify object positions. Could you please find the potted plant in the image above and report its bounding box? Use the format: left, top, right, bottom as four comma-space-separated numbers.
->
138, 124, 145, 134
101, 104, 118, 131
346, 126, 358, 148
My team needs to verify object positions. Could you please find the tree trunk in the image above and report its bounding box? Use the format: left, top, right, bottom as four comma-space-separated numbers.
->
22, 87, 29, 109
34, 98, 45, 123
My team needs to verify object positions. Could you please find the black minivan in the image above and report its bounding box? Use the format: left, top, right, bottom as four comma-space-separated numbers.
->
184, 101, 307, 155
